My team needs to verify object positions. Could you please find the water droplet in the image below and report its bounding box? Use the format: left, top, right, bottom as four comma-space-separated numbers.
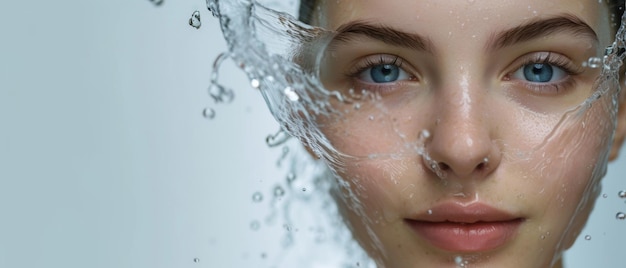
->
618, 190, 626, 198
585, 57, 602, 68
202, 107, 216, 119
617, 212, 626, 220
368, 115, 375, 121
427, 209, 433, 215
149, 0, 164, 6
283, 87, 300, 101
189, 11, 201, 29
252, 192, 263, 202
540, 235, 546, 240
354, 103, 361, 110
250, 220, 260, 231
250, 79, 260, 89
208, 83, 234, 103
585, 235, 592, 240
603, 193, 608, 198
301, 187, 307, 192
193, 258, 200, 263
266, 129, 290, 147
274, 186, 285, 197
283, 224, 292, 232
286, 173, 296, 183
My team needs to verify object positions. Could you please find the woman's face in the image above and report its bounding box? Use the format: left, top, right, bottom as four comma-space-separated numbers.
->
304, 0, 625, 267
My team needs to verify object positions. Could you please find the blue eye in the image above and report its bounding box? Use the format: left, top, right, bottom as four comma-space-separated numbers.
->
524, 64, 553, 82
359, 64, 410, 83
513, 63, 567, 83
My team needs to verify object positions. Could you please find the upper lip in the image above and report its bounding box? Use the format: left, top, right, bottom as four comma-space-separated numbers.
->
409, 202, 522, 223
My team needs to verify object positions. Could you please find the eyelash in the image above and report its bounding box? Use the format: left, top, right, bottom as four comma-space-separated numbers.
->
346, 54, 416, 93
344, 52, 582, 95
505, 52, 582, 94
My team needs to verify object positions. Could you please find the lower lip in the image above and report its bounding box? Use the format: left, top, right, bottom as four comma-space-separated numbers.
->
406, 219, 523, 252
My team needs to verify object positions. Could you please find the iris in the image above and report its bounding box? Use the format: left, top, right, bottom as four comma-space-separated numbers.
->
523, 63, 554, 83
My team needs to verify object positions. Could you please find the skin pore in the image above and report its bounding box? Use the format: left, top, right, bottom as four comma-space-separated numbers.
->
296, 0, 626, 267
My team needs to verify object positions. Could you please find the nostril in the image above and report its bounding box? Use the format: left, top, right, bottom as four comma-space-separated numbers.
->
438, 162, 450, 171
476, 162, 486, 170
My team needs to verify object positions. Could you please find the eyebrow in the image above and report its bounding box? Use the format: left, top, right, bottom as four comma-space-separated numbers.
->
486, 14, 599, 51
329, 14, 598, 53
331, 21, 434, 52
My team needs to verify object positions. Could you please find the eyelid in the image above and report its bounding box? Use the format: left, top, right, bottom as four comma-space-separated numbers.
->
346, 54, 418, 80
505, 52, 583, 78
504, 52, 582, 95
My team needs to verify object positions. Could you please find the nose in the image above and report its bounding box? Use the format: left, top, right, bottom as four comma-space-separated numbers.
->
424, 82, 501, 180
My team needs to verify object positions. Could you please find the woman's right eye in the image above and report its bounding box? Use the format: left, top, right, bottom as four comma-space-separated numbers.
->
357, 64, 410, 83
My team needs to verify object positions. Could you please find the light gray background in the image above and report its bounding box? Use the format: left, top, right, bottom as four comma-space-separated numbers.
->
0, 1, 624, 267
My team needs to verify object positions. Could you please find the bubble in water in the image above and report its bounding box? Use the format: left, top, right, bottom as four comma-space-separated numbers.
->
252, 192, 264, 202
585, 235, 592, 240
250, 79, 261, 89
202, 107, 216, 119
618, 190, 626, 198
193, 258, 200, 263
617, 212, 626, 220
148, 0, 164, 6
250, 220, 260, 230
189, 10, 201, 29
274, 185, 285, 197
283, 87, 300, 101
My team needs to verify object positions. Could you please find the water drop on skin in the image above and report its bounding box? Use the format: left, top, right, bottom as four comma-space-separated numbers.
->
586, 57, 603, 68
252, 192, 263, 202
189, 10, 201, 29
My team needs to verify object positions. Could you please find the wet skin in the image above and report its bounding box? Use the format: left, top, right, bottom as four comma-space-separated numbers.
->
304, 0, 626, 267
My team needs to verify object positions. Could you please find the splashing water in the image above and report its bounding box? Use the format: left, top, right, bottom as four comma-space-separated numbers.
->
205, 0, 626, 267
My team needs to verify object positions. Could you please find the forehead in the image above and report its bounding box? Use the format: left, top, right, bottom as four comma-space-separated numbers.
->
317, 0, 611, 45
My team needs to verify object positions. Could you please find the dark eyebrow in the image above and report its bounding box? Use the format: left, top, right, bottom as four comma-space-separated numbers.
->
486, 14, 599, 51
330, 21, 434, 53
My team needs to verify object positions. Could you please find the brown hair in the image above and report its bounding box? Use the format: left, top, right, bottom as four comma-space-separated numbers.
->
299, 0, 625, 34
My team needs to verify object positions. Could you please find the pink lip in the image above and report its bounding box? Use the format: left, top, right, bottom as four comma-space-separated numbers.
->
405, 202, 523, 253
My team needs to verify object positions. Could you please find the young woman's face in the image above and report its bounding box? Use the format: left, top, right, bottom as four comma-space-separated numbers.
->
304, 0, 624, 267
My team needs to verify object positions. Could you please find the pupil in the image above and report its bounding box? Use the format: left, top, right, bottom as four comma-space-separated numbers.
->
371, 64, 400, 83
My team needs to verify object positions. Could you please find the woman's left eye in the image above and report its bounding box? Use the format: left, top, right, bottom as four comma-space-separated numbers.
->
358, 64, 410, 83
512, 63, 567, 83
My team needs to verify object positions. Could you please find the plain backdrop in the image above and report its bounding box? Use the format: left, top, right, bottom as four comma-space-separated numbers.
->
0, 1, 624, 267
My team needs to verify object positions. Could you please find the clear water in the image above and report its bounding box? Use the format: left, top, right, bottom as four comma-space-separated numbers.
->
205, 0, 626, 267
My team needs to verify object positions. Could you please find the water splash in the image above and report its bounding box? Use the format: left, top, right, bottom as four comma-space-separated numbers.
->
189, 10, 201, 29
207, 0, 626, 267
